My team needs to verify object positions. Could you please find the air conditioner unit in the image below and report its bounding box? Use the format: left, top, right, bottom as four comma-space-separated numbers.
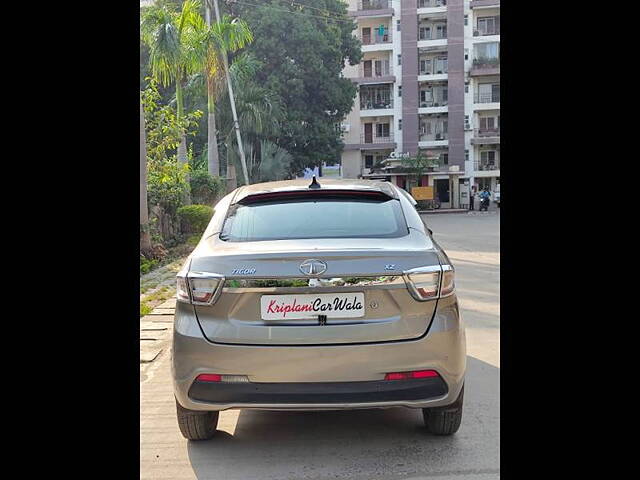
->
464, 123, 472, 130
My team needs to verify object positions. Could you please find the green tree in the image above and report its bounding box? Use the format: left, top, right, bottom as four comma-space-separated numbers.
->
224, 0, 362, 175
141, 78, 203, 165
400, 151, 440, 190
142, 79, 203, 242
189, 8, 253, 178
140, 0, 203, 202
217, 76, 286, 186
140, 93, 152, 256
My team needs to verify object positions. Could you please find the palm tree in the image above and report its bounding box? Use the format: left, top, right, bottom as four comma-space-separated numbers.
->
140, 93, 152, 255
140, 0, 203, 202
218, 80, 287, 185
190, 10, 253, 178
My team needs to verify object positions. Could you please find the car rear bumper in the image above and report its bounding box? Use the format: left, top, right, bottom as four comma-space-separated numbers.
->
172, 296, 465, 412
188, 376, 447, 406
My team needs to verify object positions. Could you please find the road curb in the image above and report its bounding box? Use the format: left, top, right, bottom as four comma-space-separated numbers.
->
418, 209, 468, 215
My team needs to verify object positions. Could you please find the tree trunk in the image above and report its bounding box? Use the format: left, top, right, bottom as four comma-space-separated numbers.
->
205, 3, 220, 178
140, 93, 152, 256
226, 162, 237, 193
175, 76, 191, 204
207, 85, 220, 176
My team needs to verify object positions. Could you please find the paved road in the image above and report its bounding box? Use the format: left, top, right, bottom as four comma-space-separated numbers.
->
140, 212, 500, 480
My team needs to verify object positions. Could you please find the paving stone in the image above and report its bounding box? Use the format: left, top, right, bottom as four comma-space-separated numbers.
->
141, 331, 165, 341
158, 299, 177, 309
141, 314, 174, 323
147, 308, 175, 315
140, 322, 169, 331
140, 344, 163, 363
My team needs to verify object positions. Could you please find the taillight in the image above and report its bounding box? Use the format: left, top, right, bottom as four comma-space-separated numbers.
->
176, 272, 224, 305
195, 373, 249, 383
176, 276, 190, 302
440, 265, 455, 297
406, 271, 440, 299
196, 373, 221, 382
384, 369, 439, 380
404, 265, 455, 301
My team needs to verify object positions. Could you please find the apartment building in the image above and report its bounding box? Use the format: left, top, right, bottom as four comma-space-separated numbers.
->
340, 0, 500, 208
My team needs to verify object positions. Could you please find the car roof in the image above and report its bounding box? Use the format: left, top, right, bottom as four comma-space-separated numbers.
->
231, 178, 399, 203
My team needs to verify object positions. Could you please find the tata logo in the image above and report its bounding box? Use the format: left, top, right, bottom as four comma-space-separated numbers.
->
231, 268, 256, 275
299, 259, 327, 276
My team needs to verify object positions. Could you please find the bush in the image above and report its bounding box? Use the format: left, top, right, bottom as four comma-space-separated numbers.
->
190, 170, 226, 206
140, 255, 159, 275
147, 158, 190, 216
186, 234, 201, 246
177, 204, 214, 234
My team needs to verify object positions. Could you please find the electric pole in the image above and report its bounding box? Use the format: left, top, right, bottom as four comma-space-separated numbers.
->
211, 0, 250, 186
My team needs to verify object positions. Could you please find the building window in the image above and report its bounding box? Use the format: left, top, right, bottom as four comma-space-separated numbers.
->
397, 20, 401, 31
478, 178, 491, 190
397, 54, 402, 66
464, 15, 468, 26
477, 16, 500, 36
398, 85, 402, 97
376, 122, 390, 138
365, 155, 373, 168
399, 119, 402, 130
465, 82, 469, 93
474, 42, 500, 62
465, 149, 469, 162
464, 48, 468, 61
442, 153, 448, 165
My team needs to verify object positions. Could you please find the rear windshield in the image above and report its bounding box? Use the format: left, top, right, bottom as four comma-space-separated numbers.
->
220, 197, 408, 242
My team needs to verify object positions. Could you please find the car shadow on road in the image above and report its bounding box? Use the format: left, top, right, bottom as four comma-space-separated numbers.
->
186, 356, 499, 480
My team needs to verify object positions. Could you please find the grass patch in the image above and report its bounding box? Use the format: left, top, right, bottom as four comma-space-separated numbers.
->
140, 302, 153, 317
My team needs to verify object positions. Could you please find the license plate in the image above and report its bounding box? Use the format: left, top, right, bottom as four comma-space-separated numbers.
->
260, 293, 365, 320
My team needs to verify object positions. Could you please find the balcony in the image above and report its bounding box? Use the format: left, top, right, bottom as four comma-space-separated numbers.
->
360, 97, 394, 112
350, 0, 393, 17
471, 127, 500, 145
419, 57, 448, 75
361, 131, 395, 148
473, 91, 500, 104
470, 57, 500, 76
419, 85, 448, 113
343, 131, 395, 151
354, 61, 394, 84
473, 26, 500, 36
471, 0, 500, 7
419, 0, 447, 7
419, 25, 447, 41
358, 27, 392, 46
474, 159, 500, 172
420, 131, 448, 142
360, 85, 394, 112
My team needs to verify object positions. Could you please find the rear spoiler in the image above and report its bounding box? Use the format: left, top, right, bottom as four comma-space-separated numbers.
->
234, 185, 399, 205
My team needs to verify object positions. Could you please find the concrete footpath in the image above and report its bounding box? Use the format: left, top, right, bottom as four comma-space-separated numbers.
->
140, 213, 500, 480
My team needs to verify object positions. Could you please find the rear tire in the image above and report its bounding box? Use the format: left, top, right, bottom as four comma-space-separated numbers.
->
422, 386, 464, 435
176, 399, 219, 441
